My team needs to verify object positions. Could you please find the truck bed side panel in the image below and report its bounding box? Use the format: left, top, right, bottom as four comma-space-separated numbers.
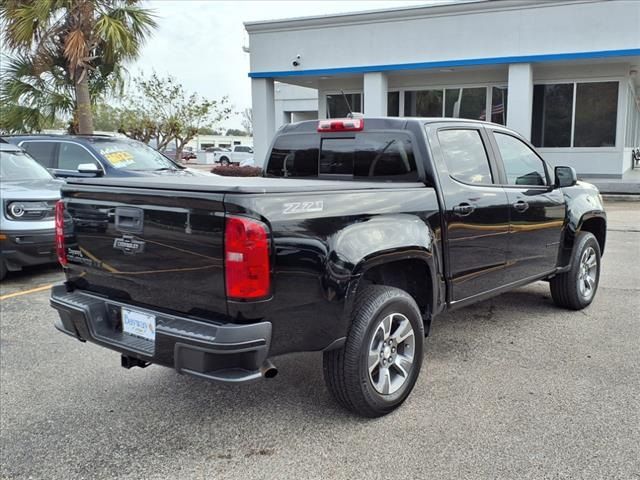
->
225, 188, 441, 355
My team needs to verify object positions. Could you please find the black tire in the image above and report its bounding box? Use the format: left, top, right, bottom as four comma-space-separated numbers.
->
550, 231, 601, 310
220, 157, 230, 166
0, 259, 6, 281
323, 285, 424, 417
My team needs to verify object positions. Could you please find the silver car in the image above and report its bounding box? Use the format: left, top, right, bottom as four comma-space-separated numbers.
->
0, 142, 63, 280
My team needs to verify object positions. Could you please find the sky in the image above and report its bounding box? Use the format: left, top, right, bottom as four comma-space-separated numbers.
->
132, 0, 432, 129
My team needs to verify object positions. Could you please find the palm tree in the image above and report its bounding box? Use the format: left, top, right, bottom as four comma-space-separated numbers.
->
0, 0, 156, 134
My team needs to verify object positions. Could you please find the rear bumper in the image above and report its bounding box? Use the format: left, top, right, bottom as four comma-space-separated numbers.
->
0, 228, 57, 271
50, 285, 273, 383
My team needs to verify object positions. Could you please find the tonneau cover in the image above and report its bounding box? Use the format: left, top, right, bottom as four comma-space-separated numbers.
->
65, 175, 425, 194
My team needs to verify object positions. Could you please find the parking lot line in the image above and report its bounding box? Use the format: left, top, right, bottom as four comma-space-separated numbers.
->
0, 284, 53, 301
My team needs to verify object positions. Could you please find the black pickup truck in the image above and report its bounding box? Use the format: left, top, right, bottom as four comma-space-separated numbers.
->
51, 118, 606, 417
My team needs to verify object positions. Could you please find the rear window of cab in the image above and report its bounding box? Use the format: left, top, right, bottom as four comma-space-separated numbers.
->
266, 132, 419, 181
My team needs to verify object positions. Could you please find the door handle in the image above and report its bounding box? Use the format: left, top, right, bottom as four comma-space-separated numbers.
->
513, 200, 529, 213
453, 203, 475, 217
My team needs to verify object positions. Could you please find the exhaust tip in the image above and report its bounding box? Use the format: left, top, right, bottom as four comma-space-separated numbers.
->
260, 360, 278, 379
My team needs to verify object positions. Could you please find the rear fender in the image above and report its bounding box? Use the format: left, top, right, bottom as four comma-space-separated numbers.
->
333, 214, 438, 326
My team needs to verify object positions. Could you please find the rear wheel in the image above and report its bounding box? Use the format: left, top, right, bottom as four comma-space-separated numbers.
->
323, 285, 424, 417
550, 232, 601, 310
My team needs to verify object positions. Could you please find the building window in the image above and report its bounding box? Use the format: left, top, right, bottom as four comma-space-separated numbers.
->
404, 90, 443, 117
574, 82, 619, 147
490, 86, 508, 125
403, 86, 506, 123
388, 91, 400, 117
445, 87, 486, 120
327, 93, 362, 118
532, 84, 574, 147
532, 81, 619, 148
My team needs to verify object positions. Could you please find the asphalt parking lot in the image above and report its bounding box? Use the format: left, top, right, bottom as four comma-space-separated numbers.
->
1, 201, 639, 480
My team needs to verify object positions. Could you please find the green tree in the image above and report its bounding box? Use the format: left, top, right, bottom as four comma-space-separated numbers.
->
240, 108, 253, 136
0, 0, 157, 134
118, 73, 232, 160
198, 127, 222, 135
92, 103, 121, 131
226, 128, 248, 137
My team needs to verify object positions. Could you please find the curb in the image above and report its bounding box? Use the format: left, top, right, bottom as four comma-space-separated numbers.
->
602, 194, 640, 202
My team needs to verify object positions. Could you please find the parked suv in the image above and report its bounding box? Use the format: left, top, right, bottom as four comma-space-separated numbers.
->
3, 135, 200, 179
0, 142, 63, 280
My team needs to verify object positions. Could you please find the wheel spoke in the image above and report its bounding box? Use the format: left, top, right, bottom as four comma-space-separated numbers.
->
368, 348, 381, 373
381, 315, 392, 340
375, 367, 391, 394
393, 354, 413, 378
586, 253, 596, 269
586, 275, 595, 290
391, 317, 414, 345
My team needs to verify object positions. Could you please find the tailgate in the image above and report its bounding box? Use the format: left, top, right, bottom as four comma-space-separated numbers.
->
63, 186, 226, 317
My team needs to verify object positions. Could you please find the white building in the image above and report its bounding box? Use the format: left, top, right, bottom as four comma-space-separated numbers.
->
245, 0, 640, 177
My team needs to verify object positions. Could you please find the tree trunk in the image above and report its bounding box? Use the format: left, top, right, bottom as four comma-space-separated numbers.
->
75, 71, 94, 134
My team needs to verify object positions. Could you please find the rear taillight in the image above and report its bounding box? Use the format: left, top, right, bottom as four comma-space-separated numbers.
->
225, 216, 270, 300
317, 118, 364, 132
55, 200, 67, 266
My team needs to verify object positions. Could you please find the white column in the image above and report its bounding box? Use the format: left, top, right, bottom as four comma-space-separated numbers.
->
506, 63, 533, 140
363, 72, 388, 117
251, 78, 275, 167
318, 90, 328, 119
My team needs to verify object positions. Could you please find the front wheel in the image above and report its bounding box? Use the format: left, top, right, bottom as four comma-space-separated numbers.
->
550, 231, 601, 310
323, 285, 424, 417
219, 157, 230, 166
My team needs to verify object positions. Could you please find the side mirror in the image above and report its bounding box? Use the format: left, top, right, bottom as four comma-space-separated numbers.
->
554, 166, 577, 188
77, 163, 102, 177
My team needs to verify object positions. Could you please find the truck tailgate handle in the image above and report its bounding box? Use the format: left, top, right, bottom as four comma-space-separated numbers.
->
115, 207, 144, 234
453, 203, 475, 217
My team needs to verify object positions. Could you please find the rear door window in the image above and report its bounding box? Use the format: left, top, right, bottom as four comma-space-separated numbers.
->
437, 129, 494, 185
21, 141, 57, 168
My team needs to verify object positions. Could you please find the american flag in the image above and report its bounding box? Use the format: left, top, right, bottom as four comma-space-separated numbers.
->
479, 103, 504, 121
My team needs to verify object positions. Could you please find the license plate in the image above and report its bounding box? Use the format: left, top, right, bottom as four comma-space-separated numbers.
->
122, 308, 156, 342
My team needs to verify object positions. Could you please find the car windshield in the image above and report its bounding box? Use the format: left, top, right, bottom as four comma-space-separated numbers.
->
96, 139, 179, 171
0, 150, 53, 181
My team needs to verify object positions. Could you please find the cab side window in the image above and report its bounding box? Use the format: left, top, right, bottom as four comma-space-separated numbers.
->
437, 129, 494, 184
57, 143, 98, 171
494, 132, 548, 186
21, 142, 57, 168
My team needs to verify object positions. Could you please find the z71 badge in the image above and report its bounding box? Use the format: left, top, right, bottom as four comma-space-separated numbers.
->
283, 200, 324, 215
113, 235, 145, 255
